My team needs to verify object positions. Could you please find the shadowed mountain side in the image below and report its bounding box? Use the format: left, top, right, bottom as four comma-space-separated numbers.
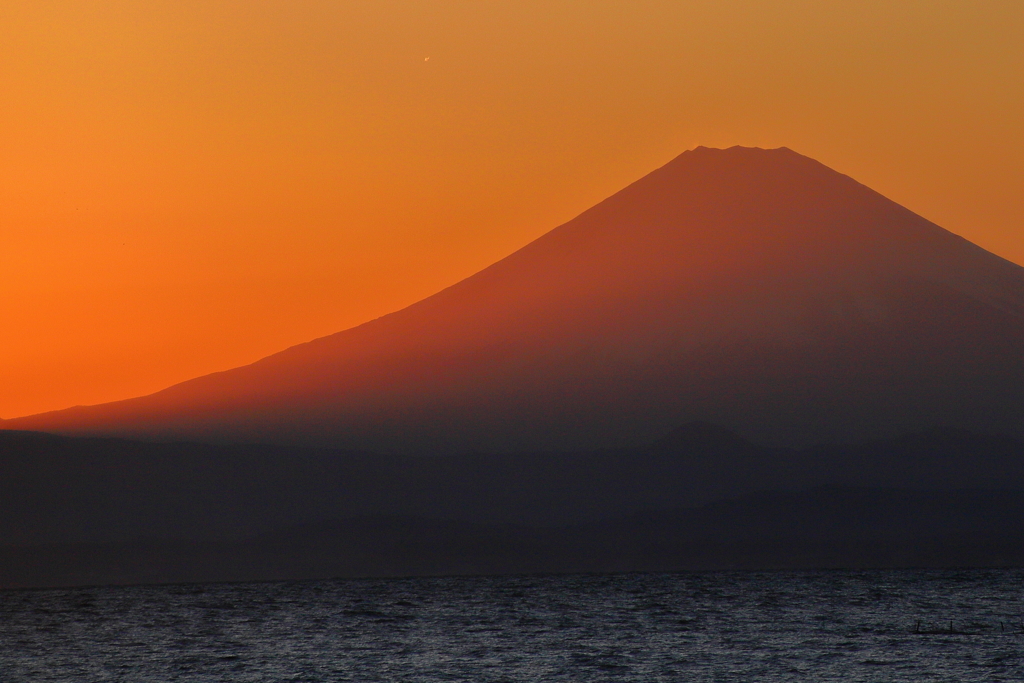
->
3, 424, 1024, 550
5, 488, 1024, 589
6, 147, 1024, 451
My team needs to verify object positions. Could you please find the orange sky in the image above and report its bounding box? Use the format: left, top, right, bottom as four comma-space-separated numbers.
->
2, 0, 1022, 419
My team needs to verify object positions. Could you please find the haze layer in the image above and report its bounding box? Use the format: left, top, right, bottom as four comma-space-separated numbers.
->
6, 147, 1024, 451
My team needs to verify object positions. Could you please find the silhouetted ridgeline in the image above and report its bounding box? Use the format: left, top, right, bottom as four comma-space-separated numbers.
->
3, 424, 1024, 587
8, 147, 1024, 452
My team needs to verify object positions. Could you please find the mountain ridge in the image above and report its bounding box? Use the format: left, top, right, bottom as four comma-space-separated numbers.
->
5, 146, 1024, 452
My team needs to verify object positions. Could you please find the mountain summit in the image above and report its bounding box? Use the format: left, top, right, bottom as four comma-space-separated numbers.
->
7, 147, 1024, 451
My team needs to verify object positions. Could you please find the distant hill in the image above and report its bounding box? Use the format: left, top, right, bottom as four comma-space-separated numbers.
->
4, 423, 1024, 544
5, 485, 1024, 588
5, 147, 1024, 451
4, 426, 1024, 587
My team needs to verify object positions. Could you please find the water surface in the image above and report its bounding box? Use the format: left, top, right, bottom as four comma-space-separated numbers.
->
2, 569, 1023, 681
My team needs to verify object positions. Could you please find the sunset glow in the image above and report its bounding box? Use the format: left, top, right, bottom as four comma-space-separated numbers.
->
2, 0, 1022, 418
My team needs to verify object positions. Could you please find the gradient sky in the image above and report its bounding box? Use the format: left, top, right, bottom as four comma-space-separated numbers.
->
2, 0, 1022, 419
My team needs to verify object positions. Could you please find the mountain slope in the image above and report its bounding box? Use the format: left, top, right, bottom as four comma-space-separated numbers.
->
6, 147, 1024, 451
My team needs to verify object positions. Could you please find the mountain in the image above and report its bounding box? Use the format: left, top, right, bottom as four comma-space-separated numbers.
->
5, 146, 1024, 451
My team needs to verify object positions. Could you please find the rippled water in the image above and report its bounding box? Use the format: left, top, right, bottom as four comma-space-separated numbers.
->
2, 570, 1024, 681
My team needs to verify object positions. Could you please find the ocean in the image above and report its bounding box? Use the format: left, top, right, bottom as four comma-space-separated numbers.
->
2, 569, 1022, 681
